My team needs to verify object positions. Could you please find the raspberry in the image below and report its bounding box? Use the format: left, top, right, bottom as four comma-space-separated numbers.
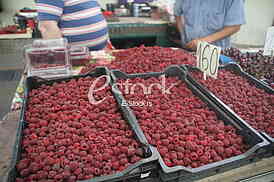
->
183, 158, 191, 166
80, 142, 89, 151
170, 152, 177, 159
223, 139, 230, 146
191, 162, 198, 168
130, 155, 141, 163
20, 168, 30, 177
103, 165, 112, 174
190, 152, 198, 161
197, 149, 204, 156
225, 148, 233, 157
16, 159, 30, 170
120, 158, 128, 165
177, 152, 184, 160
164, 158, 173, 167
217, 133, 225, 140
48, 171, 57, 178
112, 161, 120, 170
216, 146, 225, 155
200, 156, 209, 163
213, 156, 223, 162
94, 168, 101, 176
159, 147, 169, 156
74, 168, 82, 176
162, 139, 169, 146
15, 178, 24, 182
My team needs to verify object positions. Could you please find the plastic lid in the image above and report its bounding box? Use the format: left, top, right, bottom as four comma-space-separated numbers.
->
32, 38, 68, 48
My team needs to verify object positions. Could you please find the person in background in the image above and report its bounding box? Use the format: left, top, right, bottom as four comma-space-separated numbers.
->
36, 0, 109, 51
174, 0, 246, 50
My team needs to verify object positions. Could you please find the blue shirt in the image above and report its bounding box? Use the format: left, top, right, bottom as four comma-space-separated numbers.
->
174, 0, 246, 48
37, 0, 109, 51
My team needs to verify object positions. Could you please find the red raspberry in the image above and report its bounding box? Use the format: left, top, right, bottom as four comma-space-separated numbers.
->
69, 161, 79, 170
15, 178, 24, 182
197, 149, 204, 156
68, 175, 77, 182
223, 139, 230, 146
213, 156, 222, 162
170, 152, 177, 159
162, 139, 169, 146
130, 155, 141, 163
190, 152, 198, 161
16, 159, 30, 170
200, 156, 209, 163
80, 142, 89, 151
103, 164, 112, 174
127, 147, 136, 157
54, 174, 63, 180
225, 148, 233, 157
39, 120, 48, 127
177, 152, 184, 160
48, 171, 57, 178
79, 151, 87, 157
112, 161, 120, 170
183, 158, 191, 166
164, 158, 173, 167
94, 168, 101, 176
191, 162, 198, 168
120, 158, 128, 165
20, 168, 30, 177
74, 168, 82, 176
217, 133, 225, 140
216, 146, 225, 155
29, 134, 38, 140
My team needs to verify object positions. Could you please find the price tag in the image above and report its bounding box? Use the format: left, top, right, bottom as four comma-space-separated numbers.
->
263, 26, 274, 56
196, 41, 221, 79
140, 172, 151, 178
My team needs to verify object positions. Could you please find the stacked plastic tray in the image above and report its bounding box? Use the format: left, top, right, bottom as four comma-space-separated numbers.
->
111, 65, 271, 182
185, 64, 274, 155
8, 67, 158, 182
9, 62, 274, 182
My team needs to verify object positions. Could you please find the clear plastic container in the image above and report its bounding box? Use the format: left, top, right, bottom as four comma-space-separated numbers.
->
69, 46, 90, 66
25, 38, 72, 78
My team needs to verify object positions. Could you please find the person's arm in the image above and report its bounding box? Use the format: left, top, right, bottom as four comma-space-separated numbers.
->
36, 0, 64, 39
174, 0, 184, 33
38, 21, 62, 39
185, 0, 246, 50
185, 25, 241, 50
202, 25, 241, 43
175, 16, 183, 33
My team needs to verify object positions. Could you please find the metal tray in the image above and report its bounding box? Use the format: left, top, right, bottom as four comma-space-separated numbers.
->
111, 65, 270, 182
7, 67, 159, 182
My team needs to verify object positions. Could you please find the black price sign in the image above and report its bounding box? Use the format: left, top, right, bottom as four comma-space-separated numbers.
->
196, 41, 221, 79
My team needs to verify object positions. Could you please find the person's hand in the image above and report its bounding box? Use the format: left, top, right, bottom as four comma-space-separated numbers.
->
185, 39, 200, 51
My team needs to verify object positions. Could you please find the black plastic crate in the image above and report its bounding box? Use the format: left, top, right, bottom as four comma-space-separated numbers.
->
184, 63, 274, 155
111, 65, 270, 182
7, 67, 159, 182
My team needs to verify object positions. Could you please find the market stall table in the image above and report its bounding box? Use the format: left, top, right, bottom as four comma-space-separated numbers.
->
107, 17, 171, 47
0, 29, 33, 55
1, 49, 274, 182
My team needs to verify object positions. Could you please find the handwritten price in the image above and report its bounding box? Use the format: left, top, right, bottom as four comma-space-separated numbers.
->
196, 41, 221, 79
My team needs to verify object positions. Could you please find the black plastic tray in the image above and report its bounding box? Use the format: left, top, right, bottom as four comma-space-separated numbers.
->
7, 67, 159, 182
184, 63, 274, 153
111, 65, 270, 182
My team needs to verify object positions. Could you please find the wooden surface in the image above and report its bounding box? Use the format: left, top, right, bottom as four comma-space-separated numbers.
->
198, 157, 274, 182
0, 111, 20, 182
